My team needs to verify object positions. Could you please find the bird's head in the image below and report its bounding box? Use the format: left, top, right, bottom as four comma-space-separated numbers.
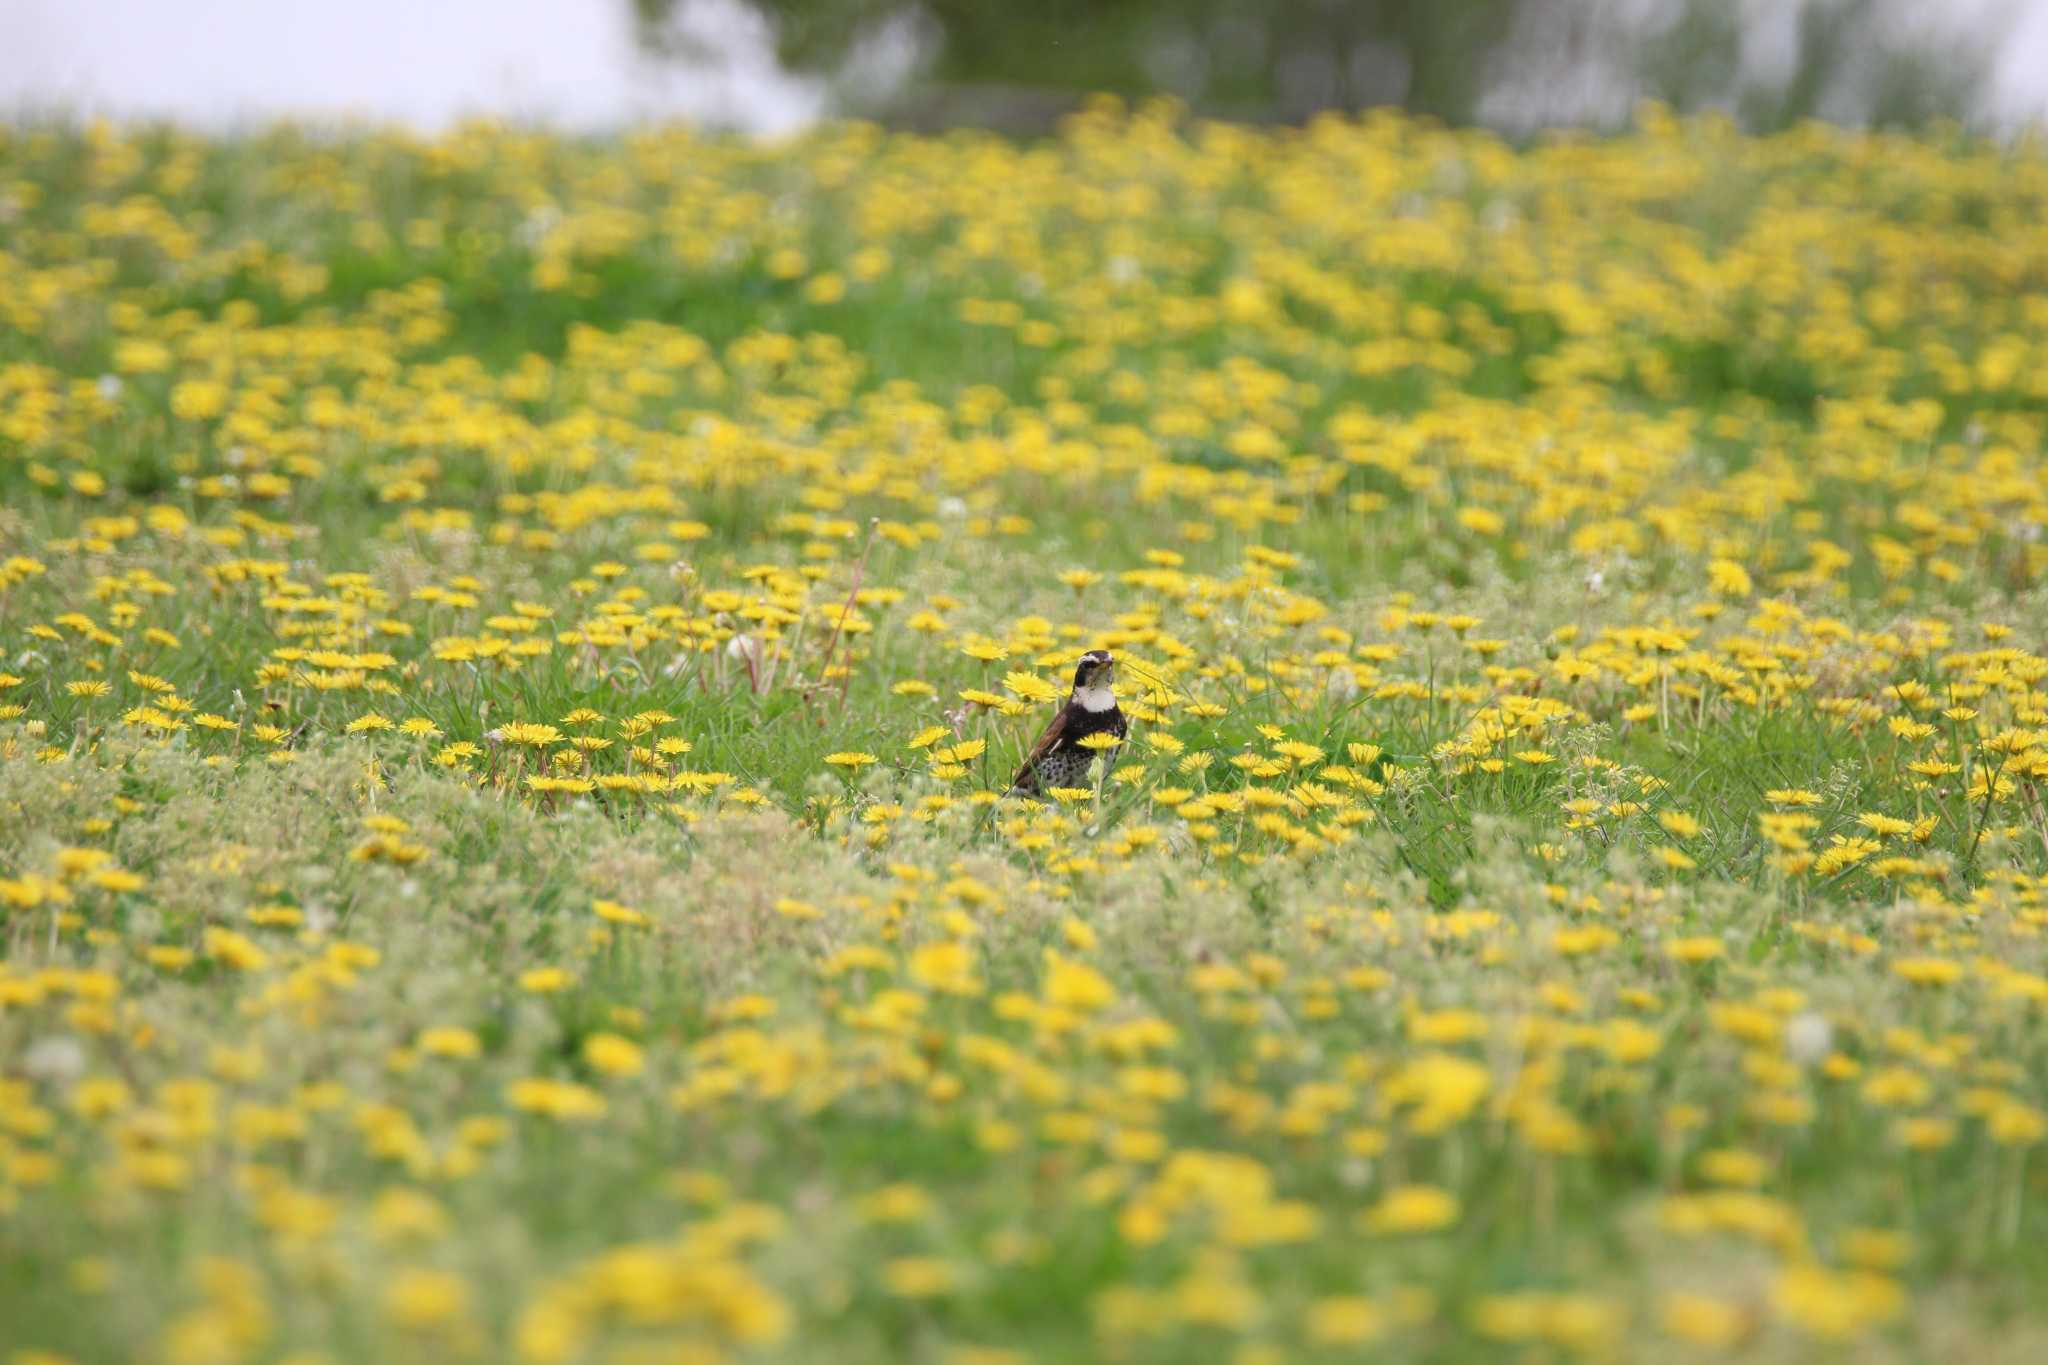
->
1072, 649, 1117, 710
1072, 649, 1115, 688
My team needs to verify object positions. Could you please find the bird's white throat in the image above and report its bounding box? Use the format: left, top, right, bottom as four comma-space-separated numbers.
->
1075, 682, 1117, 713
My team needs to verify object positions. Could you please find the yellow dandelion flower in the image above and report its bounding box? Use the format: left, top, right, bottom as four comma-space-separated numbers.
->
518, 967, 574, 994
1362, 1184, 1460, 1235
581, 1033, 644, 1077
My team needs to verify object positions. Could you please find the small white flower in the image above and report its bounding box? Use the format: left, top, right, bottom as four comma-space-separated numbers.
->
516, 206, 561, 248
96, 374, 123, 400
937, 496, 968, 519
1326, 666, 1360, 702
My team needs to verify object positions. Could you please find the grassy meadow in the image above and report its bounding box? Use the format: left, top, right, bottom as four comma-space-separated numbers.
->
4, 100, 2048, 1362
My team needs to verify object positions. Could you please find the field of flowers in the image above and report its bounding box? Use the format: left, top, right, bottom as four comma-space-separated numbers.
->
3, 99, 2048, 1363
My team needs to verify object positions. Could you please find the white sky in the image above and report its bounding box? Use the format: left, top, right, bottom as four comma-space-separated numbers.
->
2, 0, 2046, 134
0, 0, 822, 133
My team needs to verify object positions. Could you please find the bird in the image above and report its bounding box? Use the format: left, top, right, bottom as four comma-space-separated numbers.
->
1007, 648, 1128, 797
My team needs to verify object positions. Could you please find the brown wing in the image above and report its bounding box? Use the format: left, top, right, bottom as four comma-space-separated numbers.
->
1009, 704, 1071, 790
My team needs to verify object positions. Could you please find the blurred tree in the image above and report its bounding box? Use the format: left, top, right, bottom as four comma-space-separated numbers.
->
632, 0, 2012, 132
636, 0, 1523, 125
1632, 0, 2009, 131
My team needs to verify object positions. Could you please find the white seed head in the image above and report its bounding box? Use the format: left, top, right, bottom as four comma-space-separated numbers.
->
22, 1036, 86, 1084
1786, 1011, 1833, 1064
